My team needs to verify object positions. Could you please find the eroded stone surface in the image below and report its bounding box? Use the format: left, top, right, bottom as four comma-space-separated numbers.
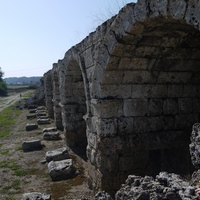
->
48, 159, 76, 181
22, 140, 43, 152
45, 147, 69, 162
26, 124, 38, 131
43, 131, 60, 141
22, 192, 51, 200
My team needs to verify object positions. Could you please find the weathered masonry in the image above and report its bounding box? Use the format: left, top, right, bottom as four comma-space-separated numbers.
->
43, 0, 200, 194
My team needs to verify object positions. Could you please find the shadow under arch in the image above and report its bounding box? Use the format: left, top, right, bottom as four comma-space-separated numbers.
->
61, 56, 89, 160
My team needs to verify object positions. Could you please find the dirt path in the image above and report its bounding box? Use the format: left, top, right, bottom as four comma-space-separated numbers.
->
0, 99, 94, 200
0, 94, 21, 112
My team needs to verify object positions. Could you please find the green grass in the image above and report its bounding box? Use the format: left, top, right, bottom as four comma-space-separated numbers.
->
0, 160, 27, 176
0, 105, 21, 138
15, 146, 23, 151
0, 150, 10, 155
5, 196, 16, 200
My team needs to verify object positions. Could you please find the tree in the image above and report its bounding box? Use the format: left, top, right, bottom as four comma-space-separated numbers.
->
0, 68, 7, 96
0, 67, 4, 82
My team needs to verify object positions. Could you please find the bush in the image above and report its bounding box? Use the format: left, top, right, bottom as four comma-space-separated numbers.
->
0, 81, 7, 96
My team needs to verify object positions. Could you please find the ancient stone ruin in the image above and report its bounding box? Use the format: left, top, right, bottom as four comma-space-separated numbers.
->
43, 0, 200, 195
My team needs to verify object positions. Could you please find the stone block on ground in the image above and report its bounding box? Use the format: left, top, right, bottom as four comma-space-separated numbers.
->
22, 140, 43, 152
29, 109, 37, 113
48, 159, 76, 181
22, 192, 51, 200
43, 127, 57, 133
28, 105, 37, 110
27, 114, 37, 119
45, 147, 70, 162
38, 115, 49, 119
37, 106, 46, 110
26, 124, 38, 131
37, 118, 51, 125
43, 131, 61, 140
36, 112, 47, 117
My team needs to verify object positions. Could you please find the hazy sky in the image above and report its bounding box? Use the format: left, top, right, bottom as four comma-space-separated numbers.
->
0, 0, 136, 78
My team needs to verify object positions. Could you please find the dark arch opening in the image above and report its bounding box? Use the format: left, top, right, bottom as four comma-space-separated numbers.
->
101, 19, 200, 182
63, 60, 87, 157
52, 70, 63, 131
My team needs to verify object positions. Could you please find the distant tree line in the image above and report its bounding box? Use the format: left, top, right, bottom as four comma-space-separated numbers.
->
0, 68, 7, 96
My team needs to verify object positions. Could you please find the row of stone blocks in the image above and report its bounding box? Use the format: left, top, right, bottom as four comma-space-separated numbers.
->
22, 106, 76, 199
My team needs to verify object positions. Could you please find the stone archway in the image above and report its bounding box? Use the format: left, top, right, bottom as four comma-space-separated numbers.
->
60, 58, 88, 150
88, 1, 200, 194
44, 70, 54, 119
52, 64, 63, 131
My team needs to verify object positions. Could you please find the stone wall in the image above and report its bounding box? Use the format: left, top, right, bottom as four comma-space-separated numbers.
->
43, 0, 200, 195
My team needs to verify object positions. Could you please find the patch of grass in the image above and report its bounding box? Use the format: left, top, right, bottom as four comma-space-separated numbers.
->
0, 105, 21, 138
0, 150, 10, 155
5, 197, 16, 200
2, 180, 21, 193
0, 143, 3, 147
15, 146, 22, 151
0, 159, 26, 176
14, 169, 27, 176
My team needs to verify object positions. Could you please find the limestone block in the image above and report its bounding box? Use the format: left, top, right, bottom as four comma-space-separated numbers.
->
26, 124, 38, 131
26, 114, 37, 119
148, 0, 168, 18
123, 99, 148, 117
148, 116, 164, 132
22, 140, 43, 152
91, 99, 123, 118
119, 57, 150, 70
43, 127, 57, 133
193, 98, 200, 113
163, 99, 178, 115
185, 0, 200, 28
37, 118, 51, 125
48, 159, 76, 181
96, 118, 117, 137
148, 99, 163, 116
190, 123, 200, 168
168, 85, 183, 98
178, 98, 193, 114
117, 117, 134, 135
123, 70, 158, 84
37, 106, 46, 110
87, 130, 98, 149
157, 72, 192, 84
29, 109, 37, 113
100, 84, 131, 99
183, 85, 197, 97
45, 147, 69, 162
168, 0, 187, 19
36, 112, 47, 117
22, 192, 51, 200
149, 85, 168, 98
175, 114, 199, 130
101, 71, 124, 85
43, 131, 60, 140
133, 117, 149, 134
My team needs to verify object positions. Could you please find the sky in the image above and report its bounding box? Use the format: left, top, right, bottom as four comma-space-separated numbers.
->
0, 0, 136, 78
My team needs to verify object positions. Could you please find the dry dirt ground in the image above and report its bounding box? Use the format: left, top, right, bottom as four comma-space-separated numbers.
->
0, 95, 94, 200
